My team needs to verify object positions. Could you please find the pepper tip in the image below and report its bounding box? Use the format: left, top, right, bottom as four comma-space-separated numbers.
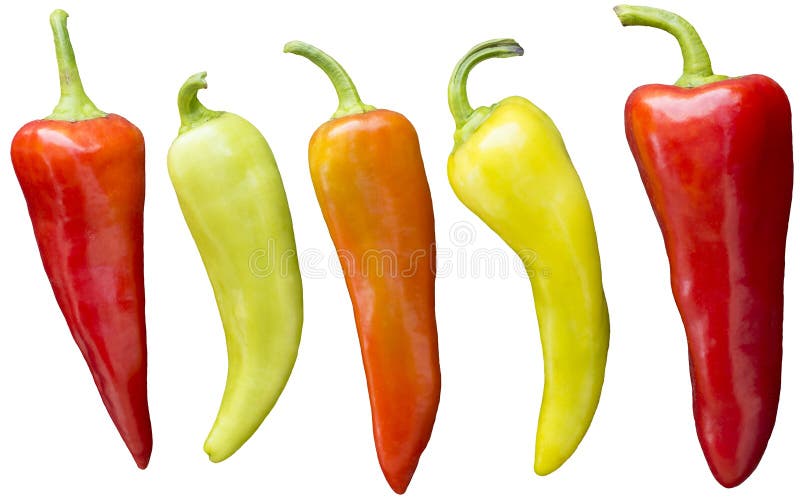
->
710, 466, 753, 489
130, 445, 152, 469
386, 476, 411, 495
134, 455, 150, 470
533, 461, 557, 477
380, 460, 417, 494
203, 438, 234, 464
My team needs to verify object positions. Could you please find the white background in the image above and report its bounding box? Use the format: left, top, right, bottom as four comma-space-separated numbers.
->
0, 0, 797, 496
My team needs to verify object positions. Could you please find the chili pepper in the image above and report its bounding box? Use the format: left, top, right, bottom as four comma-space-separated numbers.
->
615, 5, 792, 487
167, 73, 303, 462
446, 39, 610, 476
284, 41, 440, 494
10, 10, 151, 468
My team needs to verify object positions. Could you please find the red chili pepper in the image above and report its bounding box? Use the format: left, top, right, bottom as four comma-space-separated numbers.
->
616, 5, 792, 487
10, 10, 151, 468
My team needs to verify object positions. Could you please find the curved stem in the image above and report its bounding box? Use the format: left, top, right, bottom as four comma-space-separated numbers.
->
448, 39, 523, 127
47, 9, 105, 121
284, 41, 374, 119
177, 72, 223, 134
614, 5, 728, 88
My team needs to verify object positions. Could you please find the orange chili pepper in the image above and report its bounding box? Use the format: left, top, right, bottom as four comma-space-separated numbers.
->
285, 41, 440, 494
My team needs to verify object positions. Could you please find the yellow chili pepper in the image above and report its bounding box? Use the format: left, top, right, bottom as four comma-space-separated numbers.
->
447, 39, 610, 475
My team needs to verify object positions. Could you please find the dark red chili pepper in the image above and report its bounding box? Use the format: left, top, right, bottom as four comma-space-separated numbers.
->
616, 5, 792, 487
10, 10, 151, 468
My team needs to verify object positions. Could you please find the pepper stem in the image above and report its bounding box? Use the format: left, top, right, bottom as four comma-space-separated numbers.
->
614, 5, 728, 88
47, 9, 105, 121
284, 41, 375, 119
177, 72, 223, 134
448, 39, 524, 128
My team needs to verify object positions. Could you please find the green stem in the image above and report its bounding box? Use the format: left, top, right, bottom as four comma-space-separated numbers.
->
47, 9, 105, 121
284, 41, 375, 119
448, 39, 523, 128
177, 72, 223, 134
614, 5, 728, 88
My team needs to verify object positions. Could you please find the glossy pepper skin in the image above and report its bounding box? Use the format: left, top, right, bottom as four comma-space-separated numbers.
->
447, 40, 609, 476
167, 73, 303, 462
10, 10, 151, 468
285, 41, 439, 494
616, 5, 792, 487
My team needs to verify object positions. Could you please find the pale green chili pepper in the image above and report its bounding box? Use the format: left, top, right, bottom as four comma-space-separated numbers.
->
167, 72, 303, 462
